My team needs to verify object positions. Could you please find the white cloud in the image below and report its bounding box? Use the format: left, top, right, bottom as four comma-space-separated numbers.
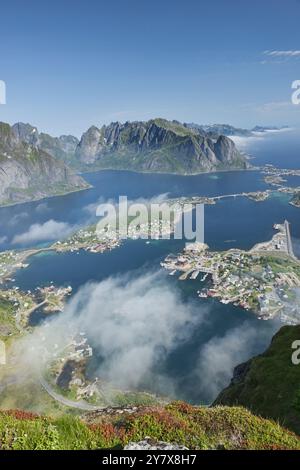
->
256, 101, 293, 113
263, 50, 300, 57
13, 271, 210, 398
35, 202, 51, 214
195, 320, 278, 400
12, 219, 73, 245
12, 269, 278, 404
230, 134, 264, 150
0, 236, 7, 245
8, 211, 29, 227
65, 271, 205, 390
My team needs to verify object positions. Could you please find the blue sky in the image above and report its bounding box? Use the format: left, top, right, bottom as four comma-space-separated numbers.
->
0, 0, 300, 136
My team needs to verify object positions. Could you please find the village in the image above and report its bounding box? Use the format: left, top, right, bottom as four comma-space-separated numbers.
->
161, 222, 300, 324
0, 284, 72, 333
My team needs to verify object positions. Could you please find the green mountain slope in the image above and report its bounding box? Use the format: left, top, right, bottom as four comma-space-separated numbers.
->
214, 325, 300, 434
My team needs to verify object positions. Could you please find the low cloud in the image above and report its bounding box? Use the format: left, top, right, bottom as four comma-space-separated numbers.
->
12, 219, 74, 245
256, 101, 293, 113
35, 202, 51, 214
230, 134, 264, 150
0, 236, 7, 245
195, 320, 278, 401
12, 269, 277, 404
8, 211, 29, 227
14, 271, 209, 398
263, 50, 300, 58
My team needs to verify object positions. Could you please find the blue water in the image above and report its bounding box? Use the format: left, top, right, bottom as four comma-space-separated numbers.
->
1, 129, 300, 403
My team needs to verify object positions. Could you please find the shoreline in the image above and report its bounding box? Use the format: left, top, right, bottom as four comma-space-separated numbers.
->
0, 183, 92, 210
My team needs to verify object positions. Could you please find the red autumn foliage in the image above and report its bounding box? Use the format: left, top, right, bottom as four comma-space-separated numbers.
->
2, 409, 39, 421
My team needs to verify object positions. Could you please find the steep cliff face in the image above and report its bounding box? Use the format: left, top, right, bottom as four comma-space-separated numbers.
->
214, 325, 300, 435
0, 122, 88, 206
12, 122, 79, 163
74, 118, 248, 174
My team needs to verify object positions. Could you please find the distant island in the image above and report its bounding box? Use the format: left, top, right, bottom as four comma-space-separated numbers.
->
184, 123, 289, 139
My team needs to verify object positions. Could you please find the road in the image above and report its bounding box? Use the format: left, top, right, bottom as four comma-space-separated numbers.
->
38, 374, 103, 411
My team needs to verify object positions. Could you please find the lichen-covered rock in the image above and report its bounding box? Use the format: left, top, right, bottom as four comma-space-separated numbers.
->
124, 437, 188, 450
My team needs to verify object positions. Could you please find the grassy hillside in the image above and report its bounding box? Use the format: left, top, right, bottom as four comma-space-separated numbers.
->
0, 403, 299, 450
214, 325, 300, 435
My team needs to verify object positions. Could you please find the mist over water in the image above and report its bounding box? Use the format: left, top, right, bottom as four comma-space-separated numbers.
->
13, 269, 279, 404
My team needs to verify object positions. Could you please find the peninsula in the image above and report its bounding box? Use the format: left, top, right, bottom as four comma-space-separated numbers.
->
162, 222, 300, 324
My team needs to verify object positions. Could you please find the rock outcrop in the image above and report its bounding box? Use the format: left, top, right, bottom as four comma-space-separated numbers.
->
124, 437, 188, 450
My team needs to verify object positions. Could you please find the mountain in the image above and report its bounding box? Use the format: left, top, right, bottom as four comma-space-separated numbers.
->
0, 122, 89, 206
214, 325, 300, 435
12, 119, 248, 175
73, 118, 248, 174
0, 403, 299, 449
12, 122, 79, 164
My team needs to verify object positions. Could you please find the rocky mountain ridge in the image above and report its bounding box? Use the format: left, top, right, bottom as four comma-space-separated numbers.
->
0, 122, 88, 206
13, 118, 249, 175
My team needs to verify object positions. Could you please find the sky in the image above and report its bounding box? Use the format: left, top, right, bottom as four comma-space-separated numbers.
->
0, 0, 300, 136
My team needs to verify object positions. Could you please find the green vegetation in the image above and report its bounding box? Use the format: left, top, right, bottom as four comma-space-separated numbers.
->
215, 325, 300, 435
0, 403, 299, 450
0, 298, 17, 341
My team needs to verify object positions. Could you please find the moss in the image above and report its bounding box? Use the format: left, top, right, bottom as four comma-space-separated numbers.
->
0, 403, 298, 450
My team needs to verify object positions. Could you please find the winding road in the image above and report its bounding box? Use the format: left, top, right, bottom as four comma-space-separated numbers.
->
38, 374, 103, 411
